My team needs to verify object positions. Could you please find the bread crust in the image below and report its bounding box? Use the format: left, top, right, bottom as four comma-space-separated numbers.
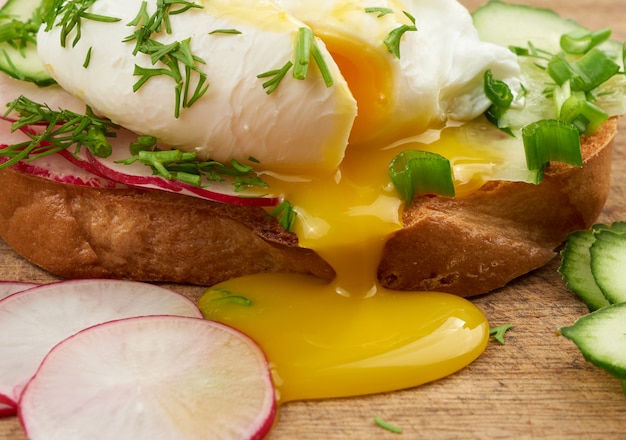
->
379, 118, 616, 296
0, 119, 616, 296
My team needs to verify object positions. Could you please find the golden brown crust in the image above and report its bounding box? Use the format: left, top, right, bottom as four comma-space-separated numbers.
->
379, 118, 616, 296
0, 119, 616, 296
0, 172, 335, 285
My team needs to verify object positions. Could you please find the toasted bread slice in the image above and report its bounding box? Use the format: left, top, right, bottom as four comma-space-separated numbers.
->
0, 119, 616, 296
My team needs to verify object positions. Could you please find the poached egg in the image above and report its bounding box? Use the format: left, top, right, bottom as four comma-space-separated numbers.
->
33, 0, 527, 402
37, 0, 521, 169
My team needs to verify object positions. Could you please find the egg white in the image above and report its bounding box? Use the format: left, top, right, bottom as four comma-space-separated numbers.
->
37, 0, 357, 171
274, 0, 522, 150
38, 0, 523, 173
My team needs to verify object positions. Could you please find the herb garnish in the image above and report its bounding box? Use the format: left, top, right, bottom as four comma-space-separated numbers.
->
507, 28, 620, 132
257, 61, 293, 95
258, 27, 333, 94
373, 416, 403, 434
43, 0, 121, 48
364, 7, 394, 18
483, 28, 622, 176
0, 13, 41, 50
489, 324, 514, 345
388, 150, 455, 204
272, 200, 297, 231
124, 0, 209, 118
0, 96, 269, 194
117, 147, 270, 193
209, 29, 242, 35
0, 95, 118, 168
483, 69, 514, 135
384, 11, 417, 59
293, 27, 333, 86
0, 0, 56, 85
207, 288, 253, 307
82, 46, 92, 68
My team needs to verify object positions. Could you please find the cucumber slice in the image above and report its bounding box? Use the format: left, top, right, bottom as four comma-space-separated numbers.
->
473, 1, 584, 54
473, 0, 624, 61
590, 228, 626, 304
559, 227, 611, 311
559, 222, 626, 309
0, 0, 55, 86
472, 1, 626, 124
560, 303, 626, 382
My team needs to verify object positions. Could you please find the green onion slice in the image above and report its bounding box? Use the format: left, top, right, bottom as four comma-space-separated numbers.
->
293, 27, 312, 80
484, 69, 514, 130
389, 150, 455, 204
548, 48, 620, 92
560, 28, 612, 55
522, 120, 582, 171
560, 94, 608, 135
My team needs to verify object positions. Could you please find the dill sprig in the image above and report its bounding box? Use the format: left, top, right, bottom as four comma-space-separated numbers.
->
117, 146, 270, 193
257, 61, 293, 95
1, 96, 269, 195
384, 11, 417, 58
0, 95, 118, 169
364, 7, 394, 18
0, 0, 54, 52
0, 18, 39, 50
43, 0, 121, 48
125, 0, 209, 118
272, 200, 297, 231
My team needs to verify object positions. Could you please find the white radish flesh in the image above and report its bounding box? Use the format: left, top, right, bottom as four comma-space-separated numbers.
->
0, 119, 122, 189
0, 281, 38, 301
81, 142, 279, 207
19, 316, 276, 440
0, 279, 202, 409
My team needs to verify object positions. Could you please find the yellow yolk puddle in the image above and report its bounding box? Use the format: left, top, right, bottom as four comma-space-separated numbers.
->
199, 274, 488, 402
197, 122, 511, 403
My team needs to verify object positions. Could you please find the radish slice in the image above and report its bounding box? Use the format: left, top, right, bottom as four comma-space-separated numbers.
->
19, 316, 276, 440
3, 118, 278, 206
0, 119, 122, 188
80, 137, 279, 207
0, 279, 202, 412
0, 395, 16, 418
0, 73, 87, 116
0, 279, 33, 417
0, 281, 38, 301
3, 152, 123, 189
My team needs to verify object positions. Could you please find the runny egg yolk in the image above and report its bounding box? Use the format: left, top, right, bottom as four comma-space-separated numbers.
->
198, 121, 508, 403
323, 34, 393, 148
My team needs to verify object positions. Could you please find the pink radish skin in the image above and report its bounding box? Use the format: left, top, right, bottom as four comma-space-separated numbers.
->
0, 73, 278, 207
0, 119, 122, 189
0, 394, 16, 418
3, 120, 278, 206
0, 279, 202, 413
0, 282, 38, 416
79, 141, 279, 207
0, 281, 38, 301
19, 316, 277, 440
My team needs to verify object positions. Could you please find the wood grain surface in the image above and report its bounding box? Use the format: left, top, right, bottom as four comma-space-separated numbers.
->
2, 1, 626, 439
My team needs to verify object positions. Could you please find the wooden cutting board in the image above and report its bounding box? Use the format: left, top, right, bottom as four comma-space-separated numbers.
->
2, 1, 626, 438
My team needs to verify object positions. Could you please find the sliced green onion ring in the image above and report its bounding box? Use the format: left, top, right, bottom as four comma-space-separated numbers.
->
389, 150, 455, 204
560, 28, 612, 55
293, 27, 312, 80
548, 48, 620, 92
484, 69, 514, 132
522, 120, 582, 171
560, 94, 608, 135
